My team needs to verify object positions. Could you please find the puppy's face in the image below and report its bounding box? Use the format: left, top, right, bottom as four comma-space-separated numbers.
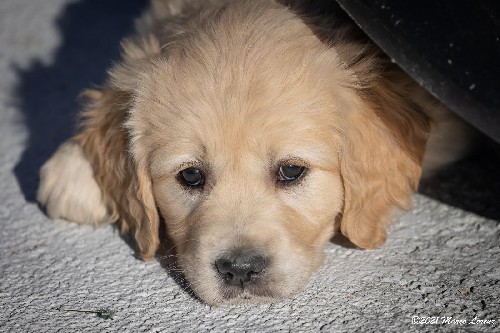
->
131, 49, 348, 304
37, 1, 429, 305
95, 2, 427, 305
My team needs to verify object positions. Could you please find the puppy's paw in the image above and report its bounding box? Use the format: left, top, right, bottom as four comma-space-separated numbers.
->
37, 140, 110, 225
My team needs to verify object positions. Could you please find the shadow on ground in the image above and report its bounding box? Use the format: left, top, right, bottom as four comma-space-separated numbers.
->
13, 0, 148, 202
419, 137, 500, 221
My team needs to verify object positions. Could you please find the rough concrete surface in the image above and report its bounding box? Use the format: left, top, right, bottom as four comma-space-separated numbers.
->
0, 0, 499, 332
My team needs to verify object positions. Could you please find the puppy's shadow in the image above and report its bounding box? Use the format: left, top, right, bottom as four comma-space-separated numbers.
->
13, 0, 148, 202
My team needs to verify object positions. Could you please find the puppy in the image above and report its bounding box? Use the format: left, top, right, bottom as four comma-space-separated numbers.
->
37, 0, 470, 304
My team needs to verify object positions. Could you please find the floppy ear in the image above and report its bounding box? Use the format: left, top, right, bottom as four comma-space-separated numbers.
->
73, 88, 159, 260
74, 36, 162, 260
339, 70, 431, 249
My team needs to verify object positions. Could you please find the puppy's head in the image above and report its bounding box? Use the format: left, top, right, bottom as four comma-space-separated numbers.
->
80, 1, 429, 304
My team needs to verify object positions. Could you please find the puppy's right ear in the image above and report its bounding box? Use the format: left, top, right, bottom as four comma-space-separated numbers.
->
72, 87, 157, 260
39, 36, 163, 260
77, 36, 163, 260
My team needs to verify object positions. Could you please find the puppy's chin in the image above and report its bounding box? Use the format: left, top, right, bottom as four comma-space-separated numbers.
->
197, 282, 286, 306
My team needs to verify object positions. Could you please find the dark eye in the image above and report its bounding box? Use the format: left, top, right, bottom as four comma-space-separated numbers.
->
179, 167, 204, 187
278, 164, 306, 182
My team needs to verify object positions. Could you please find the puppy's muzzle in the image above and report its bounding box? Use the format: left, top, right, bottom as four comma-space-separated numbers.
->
215, 251, 267, 286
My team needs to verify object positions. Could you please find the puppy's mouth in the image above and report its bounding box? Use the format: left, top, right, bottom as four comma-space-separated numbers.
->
217, 280, 275, 302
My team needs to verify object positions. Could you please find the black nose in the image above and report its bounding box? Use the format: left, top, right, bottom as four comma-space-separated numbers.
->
215, 253, 267, 286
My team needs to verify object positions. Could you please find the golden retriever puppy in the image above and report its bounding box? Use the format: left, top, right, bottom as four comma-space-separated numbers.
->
37, 0, 470, 304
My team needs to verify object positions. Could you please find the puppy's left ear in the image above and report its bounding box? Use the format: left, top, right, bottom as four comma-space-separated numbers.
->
339, 71, 431, 249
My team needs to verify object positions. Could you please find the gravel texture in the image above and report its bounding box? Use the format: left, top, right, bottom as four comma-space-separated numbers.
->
1, 0, 499, 332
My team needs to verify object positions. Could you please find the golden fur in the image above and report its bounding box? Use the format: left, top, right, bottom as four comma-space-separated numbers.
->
37, 0, 469, 304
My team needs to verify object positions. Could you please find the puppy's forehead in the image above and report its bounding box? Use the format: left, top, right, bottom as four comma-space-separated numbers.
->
131, 5, 348, 169
148, 66, 335, 136
134, 4, 345, 122
143, 53, 340, 130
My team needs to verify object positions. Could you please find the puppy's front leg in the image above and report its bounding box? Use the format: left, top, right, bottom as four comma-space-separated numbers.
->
37, 140, 109, 225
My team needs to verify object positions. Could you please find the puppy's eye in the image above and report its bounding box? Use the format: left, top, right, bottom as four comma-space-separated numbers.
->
179, 167, 204, 187
278, 164, 306, 182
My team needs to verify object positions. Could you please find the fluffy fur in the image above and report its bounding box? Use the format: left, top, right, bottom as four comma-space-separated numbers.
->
37, 0, 469, 304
